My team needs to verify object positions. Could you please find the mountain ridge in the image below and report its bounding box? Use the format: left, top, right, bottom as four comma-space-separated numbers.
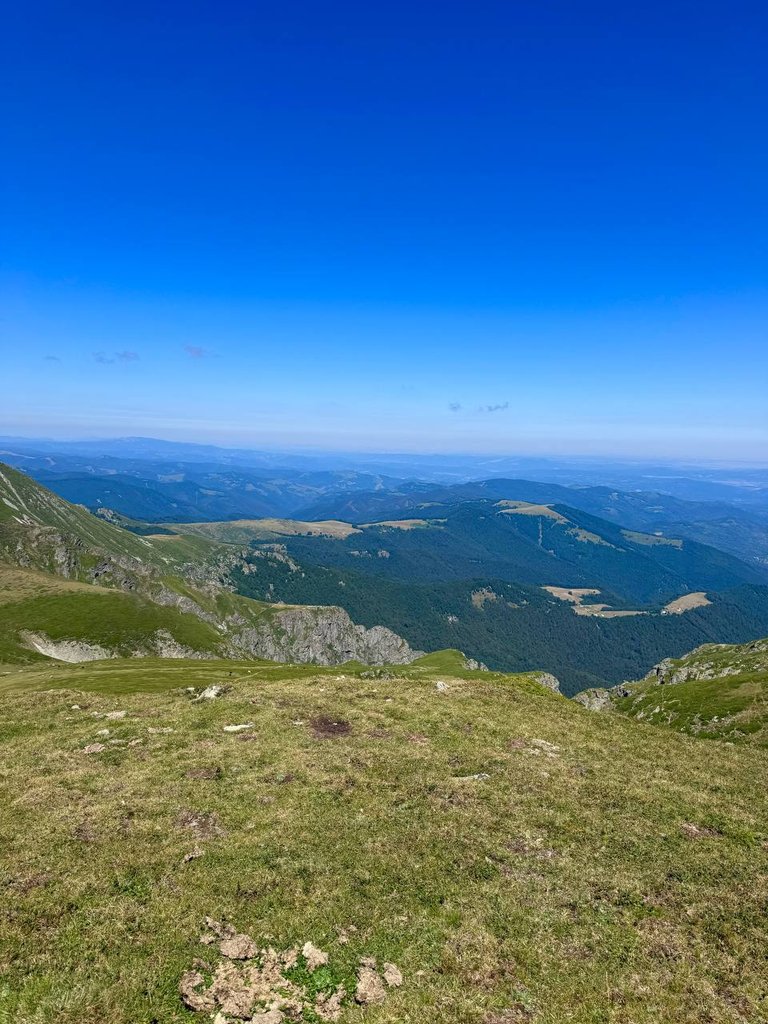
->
0, 464, 423, 668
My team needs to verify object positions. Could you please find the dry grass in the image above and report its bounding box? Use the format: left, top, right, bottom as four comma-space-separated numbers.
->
170, 519, 362, 542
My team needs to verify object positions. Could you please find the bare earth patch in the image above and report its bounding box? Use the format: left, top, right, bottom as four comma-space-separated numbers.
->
181, 920, 401, 1021
310, 715, 352, 739
362, 519, 430, 530
176, 809, 226, 840
471, 588, 499, 610
543, 585, 645, 617
542, 586, 601, 604
662, 592, 712, 614
496, 501, 567, 522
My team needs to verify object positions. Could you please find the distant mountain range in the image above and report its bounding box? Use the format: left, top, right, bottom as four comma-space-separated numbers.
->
4, 440, 768, 694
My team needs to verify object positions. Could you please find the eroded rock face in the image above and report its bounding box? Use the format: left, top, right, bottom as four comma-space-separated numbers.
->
20, 631, 115, 663
227, 606, 423, 666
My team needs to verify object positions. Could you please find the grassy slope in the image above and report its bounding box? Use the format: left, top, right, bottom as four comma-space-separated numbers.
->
614, 639, 768, 747
0, 467, 376, 668
0, 567, 225, 664
0, 462, 219, 573
1, 660, 767, 1023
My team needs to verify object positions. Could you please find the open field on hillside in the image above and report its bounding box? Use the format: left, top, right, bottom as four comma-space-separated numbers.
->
662, 592, 712, 614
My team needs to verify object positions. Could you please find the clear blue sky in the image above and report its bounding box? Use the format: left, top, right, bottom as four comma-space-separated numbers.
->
2, 1, 767, 458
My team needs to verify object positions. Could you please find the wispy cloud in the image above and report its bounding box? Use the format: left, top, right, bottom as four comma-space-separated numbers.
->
93, 350, 140, 364
184, 345, 208, 359
43, 354, 61, 362
449, 400, 509, 414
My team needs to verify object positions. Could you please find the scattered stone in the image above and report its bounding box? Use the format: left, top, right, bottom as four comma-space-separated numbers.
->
196, 685, 225, 701
148, 726, 174, 735
383, 962, 403, 987
82, 743, 106, 754
95, 728, 110, 737
70, 704, 81, 710
223, 723, 255, 733
128, 738, 143, 747
435, 681, 449, 693
302, 941, 329, 971
456, 773, 490, 781
355, 959, 386, 1005
105, 710, 127, 720
182, 847, 203, 864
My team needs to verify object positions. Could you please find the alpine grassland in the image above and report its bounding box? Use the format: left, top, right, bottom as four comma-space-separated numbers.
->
1, 656, 767, 1023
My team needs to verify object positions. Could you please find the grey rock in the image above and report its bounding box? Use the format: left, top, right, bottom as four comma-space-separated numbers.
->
572, 687, 613, 711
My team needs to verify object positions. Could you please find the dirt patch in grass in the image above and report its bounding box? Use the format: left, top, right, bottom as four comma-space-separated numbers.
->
176, 809, 226, 839
680, 821, 722, 839
310, 715, 352, 739
185, 765, 223, 780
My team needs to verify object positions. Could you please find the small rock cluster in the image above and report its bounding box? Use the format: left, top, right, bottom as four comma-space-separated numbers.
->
179, 918, 402, 1021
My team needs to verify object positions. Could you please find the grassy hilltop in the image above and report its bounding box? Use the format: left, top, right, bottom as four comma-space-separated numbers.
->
1, 655, 767, 1023
610, 638, 768, 748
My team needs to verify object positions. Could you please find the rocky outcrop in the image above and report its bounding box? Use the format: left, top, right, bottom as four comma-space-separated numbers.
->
19, 628, 216, 663
572, 687, 613, 711
534, 672, 562, 693
643, 640, 768, 687
226, 606, 423, 666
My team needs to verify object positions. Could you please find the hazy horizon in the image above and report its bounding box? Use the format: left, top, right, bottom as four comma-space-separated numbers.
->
3, 430, 768, 470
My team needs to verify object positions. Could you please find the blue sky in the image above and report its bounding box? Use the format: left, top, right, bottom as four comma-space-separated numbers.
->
2, 1, 767, 458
